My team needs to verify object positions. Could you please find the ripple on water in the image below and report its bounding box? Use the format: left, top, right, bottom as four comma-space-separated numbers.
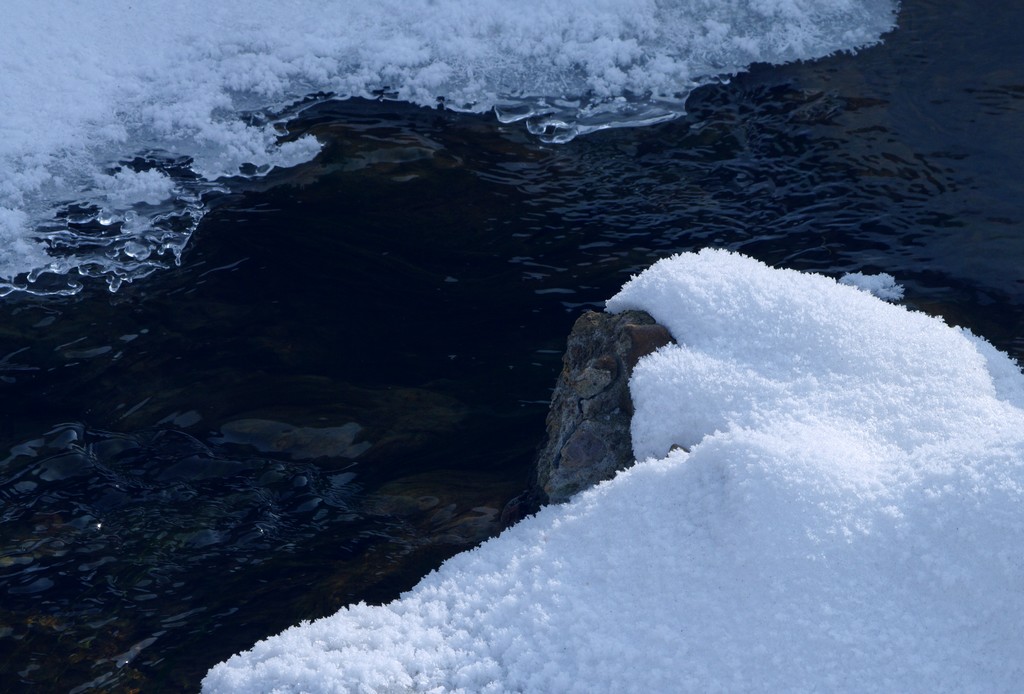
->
0, 423, 363, 688
0, 411, 524, 690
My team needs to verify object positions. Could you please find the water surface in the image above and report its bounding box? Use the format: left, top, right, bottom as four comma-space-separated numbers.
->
1, 0, 1022, 690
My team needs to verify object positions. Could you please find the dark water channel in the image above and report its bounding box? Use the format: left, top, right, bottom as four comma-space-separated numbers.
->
2, 0, 1023, 690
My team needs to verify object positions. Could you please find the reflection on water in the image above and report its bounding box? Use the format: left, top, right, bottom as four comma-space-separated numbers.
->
1, 0, 1023, 689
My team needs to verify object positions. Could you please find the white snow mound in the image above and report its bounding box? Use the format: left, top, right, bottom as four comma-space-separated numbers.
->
204, 249, 1024, 693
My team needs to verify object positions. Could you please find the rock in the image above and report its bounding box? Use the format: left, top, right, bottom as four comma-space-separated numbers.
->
217, 419, 371, 460
532, 310, 673, 504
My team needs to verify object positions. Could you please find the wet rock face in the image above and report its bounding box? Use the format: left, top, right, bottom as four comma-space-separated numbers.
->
534, 310, 673, 504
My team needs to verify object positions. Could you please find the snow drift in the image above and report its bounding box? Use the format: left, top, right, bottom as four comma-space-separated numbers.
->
203, 249, 1024, 693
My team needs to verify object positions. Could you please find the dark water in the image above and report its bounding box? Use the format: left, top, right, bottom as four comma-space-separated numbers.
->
2, 0, 1022, 690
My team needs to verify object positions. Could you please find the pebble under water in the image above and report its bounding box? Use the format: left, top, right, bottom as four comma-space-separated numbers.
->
2, 0, 1023, 690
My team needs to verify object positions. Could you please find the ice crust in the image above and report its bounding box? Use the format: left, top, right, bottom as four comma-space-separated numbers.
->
2, 0, 898, 294
203, 250, 1024, 693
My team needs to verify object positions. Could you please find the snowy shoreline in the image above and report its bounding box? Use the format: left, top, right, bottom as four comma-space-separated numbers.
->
204, 250, 1024, 693
2, 1, 898, 295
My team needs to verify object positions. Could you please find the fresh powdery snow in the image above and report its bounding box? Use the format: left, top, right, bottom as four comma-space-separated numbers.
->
203, 249, 1024, 693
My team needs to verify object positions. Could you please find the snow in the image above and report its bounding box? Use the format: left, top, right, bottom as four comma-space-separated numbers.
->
2, 1, 898, 294
203, 249, 1024, 693
840, 271, 905, 300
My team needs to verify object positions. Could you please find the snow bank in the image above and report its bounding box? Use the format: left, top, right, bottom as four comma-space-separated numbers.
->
203, 249, 1024, 693
2, 1, 898, 294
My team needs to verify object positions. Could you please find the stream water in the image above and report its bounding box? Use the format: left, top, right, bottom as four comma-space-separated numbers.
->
1, 0, 1022, 690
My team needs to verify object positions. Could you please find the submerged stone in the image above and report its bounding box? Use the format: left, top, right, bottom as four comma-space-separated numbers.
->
217, 419, 371, 460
